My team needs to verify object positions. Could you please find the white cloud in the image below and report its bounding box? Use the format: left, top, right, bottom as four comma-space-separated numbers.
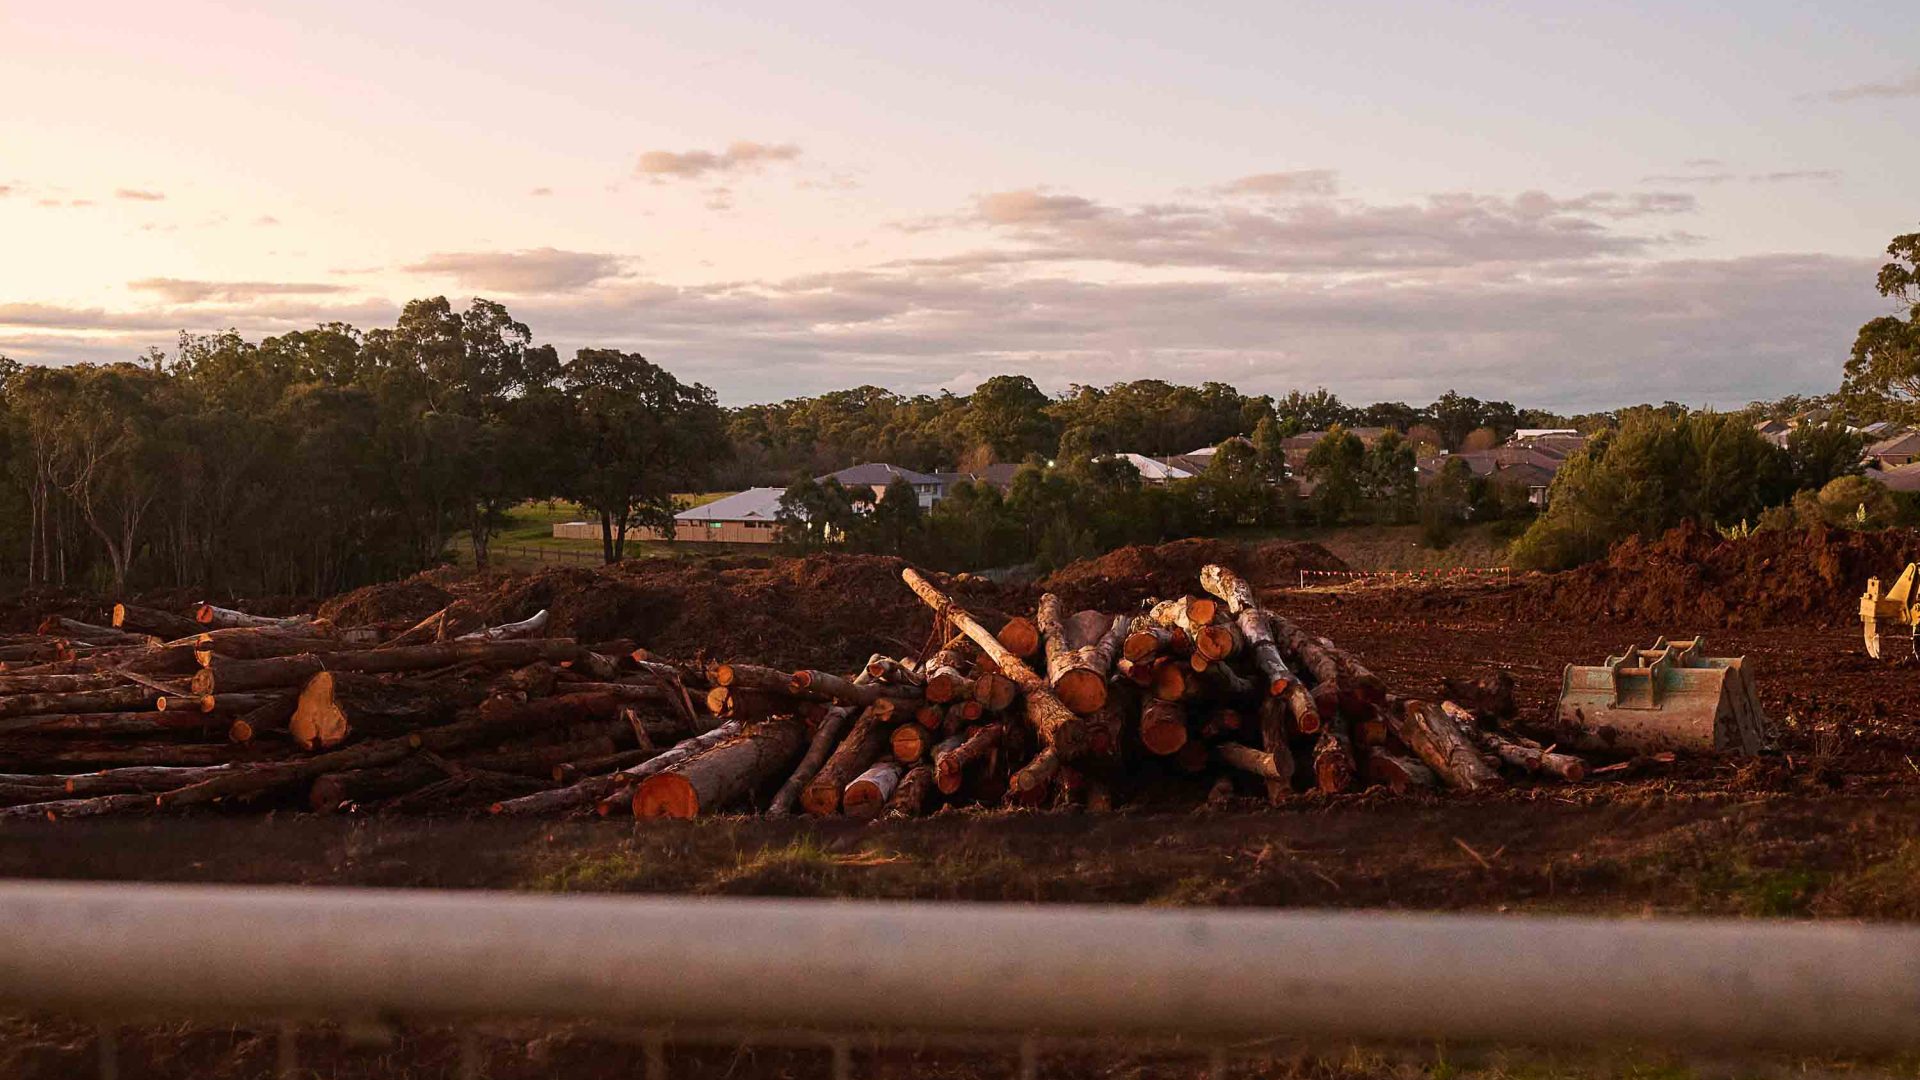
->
1218, 170, 1339, 197
634, 141, 801, 181
1824, 70, 1920, 101
129, 279, 347, 303
115, 188, 165, 201
400, 248, 628, 294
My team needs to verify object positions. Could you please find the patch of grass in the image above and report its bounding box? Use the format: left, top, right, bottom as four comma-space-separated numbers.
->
704, 835, 845, 896
524, 845, 653, 892
1820, 841, 1920, 919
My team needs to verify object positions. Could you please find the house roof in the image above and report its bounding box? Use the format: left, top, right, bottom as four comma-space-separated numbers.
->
1868, 464, 1920, 492
931, 463, 1023, 491
1110, 453, 1195, 481
1869, 432, 1920, 457
817, 462, 940, 487
675, 487, 792, 522
1281, 427, 1389, 450
1514, 428, 1580, 439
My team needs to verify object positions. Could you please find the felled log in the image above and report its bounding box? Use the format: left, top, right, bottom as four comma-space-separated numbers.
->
1215, 741, 1287, 783
194, 604, 310, 630
0, 742, 275, 770
971, 672, 1017, 712
554, 747, 657, 784
1280, 681, 1321, 736
922, 636, 977, 703
455, 610, 550, 642
789, 669, 920, 709
1315, 635, 1387, 709
288, 671, 483, 750
1123, 622, 1190, 663
189, 639, 584, 694
934, 723, 1000, 795
1312, 713, 1356, 794
1007, 747, 1060, 807
184, 629, 352, 660
1150, 661, 1200, 703
227, 695, 299, 743
490, 720, 742, 816
1146, 597, 1237, 662
36, 618, 159, 649
1197, 564, 1296, 695
767, 704, 854, 817
0, 685, 156, 720
902, 569, 1088, 759
0, 672, 129, 695
884, 763, 935, 819
1441, 701, 1586, 781
890, 722, 937, 763
801, 701, 893, 816
112, 603, 202, 640
311, 734, 622, 811
996, 616, 1041, 659
633, 717, 808, 819
1390, 699, 1504, 792
1269, 614, 1343, 715
0, 792, 160, 821
863, 656, 924, 687
1364, 751, 1437, 794
0, 710, 228, 737
1440, 671, 1519, 724
1036, 598, 1126, 716
842, 760, 904, 820
1256, 697, 1296, 804
1138, 698, 1189, 756
62, 764, 239, 797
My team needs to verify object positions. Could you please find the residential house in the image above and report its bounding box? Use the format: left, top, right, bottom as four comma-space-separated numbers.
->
1867, 463, 1920, 493
816, 463, 946, 508
1105, 453, 1196, 484
1867, 431, 1920, 469
554, 487, 791, 545
1280, 427, 1389, 473
932, 463, 1023, 493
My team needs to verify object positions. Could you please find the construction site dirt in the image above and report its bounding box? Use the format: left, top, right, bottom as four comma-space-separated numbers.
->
4, 529, 1920, 1078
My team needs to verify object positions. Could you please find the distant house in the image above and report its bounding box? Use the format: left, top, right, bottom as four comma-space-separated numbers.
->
1281, 427, 1389, 473
1415, 431, 1586, 508
1867, 431, 1920, 469
932, 463, 1023, 493
816, 463, 946, 508
553, 487, 791, 545
1105, 453, 1196, 484
1754, 418, 1794, 448
1866, 463, 1920, 493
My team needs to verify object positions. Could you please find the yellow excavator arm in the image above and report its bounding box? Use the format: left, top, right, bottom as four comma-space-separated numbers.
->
1861, 563, 1920, 660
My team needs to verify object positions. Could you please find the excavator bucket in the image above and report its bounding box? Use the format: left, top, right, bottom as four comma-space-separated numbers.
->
1861, 565, 1920, 661
1554, 637, 1768, 756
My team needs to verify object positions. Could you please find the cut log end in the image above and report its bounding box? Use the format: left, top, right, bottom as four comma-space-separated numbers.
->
289, 671, 351, 751
996, 617, 1040, 658
1053, 668, 1108, 715
633, 774, 699, 819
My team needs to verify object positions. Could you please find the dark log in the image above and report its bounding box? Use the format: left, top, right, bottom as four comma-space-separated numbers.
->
1442, 701, 1586, 781
1139, 698, 1190, 757
0, 710, 227, 738
0, 793, 158, 821
187, 631, 354, 661
1312, 712, 1356, 794
1257, 697, 1296, 804
1007, 746, 1060, 807
863, 656, 924, 687
902, 569, 1087, 759
37, 618, 159, 648
970, 672, 1017, 712
1268, 614, 1343, 715
634, 717, 808, 818
189, 639, 585, 694
311, 735, 621, 812
0, 672, 128, 695
554, 747, 657, 784
1364, 750, 1437, 794
767, 704, 855, 817
789, 669, 921, 709
112, 603, 202, 640
934, 723, 1000, 795
1390, 699, 1505, 792
0, 685, 156, 720
226, 695, 300, 743
883, 763, 935, 819
1314, 634, 1388, 710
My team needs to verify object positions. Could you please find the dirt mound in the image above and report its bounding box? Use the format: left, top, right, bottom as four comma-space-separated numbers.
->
317, 577, 455, 628
1513, 523, 1920, 629
1041, 538, 1348, 611
317, 554, 1030, 673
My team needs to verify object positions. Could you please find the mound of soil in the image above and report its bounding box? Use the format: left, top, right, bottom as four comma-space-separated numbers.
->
1513, 523, 1920, 629
317, 578, 456, 628
1041, 538, 1348, 611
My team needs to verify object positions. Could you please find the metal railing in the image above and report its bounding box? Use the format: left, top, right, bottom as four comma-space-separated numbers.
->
3, 881, 1918, 1068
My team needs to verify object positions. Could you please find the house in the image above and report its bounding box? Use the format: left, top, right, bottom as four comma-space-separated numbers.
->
816, 463, 946, 508
1867, 431, 1920, 469
932, 463, 1023, 493
1105, 453, 1196, 484
1866, 463, 1920, 493
1280, 427, 1389, 473
552, 487, 792, 545
1754, 418, 1794, 448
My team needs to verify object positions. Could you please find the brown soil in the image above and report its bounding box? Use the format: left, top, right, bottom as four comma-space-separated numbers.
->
1040, 537, 1347, 611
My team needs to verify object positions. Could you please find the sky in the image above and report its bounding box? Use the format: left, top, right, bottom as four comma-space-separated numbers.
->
1, 1, 1915, 411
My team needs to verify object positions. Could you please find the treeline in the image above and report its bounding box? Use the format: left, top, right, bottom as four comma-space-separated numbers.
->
724, 379, 1583, 483
0, 298, 724, 596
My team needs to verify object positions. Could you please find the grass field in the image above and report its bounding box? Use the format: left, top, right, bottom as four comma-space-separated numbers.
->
444, 495, 756, 568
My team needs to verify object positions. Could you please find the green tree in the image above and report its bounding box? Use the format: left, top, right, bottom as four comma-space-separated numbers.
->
1418, 457, 1475, 548
1303, 425, 1365, 525
1274, 389, 1352, 435
562, 349, 725, 563
1840, 231, 1920, 419
963, 375, 1055, 461
1361, 430, 1417, 523
1785, 423, 1866, 492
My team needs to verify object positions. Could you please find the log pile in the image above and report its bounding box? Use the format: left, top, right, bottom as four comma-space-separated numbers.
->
0, 565, 1594, 822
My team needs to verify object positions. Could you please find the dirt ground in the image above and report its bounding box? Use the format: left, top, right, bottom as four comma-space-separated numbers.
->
6, 528, 1920, 1077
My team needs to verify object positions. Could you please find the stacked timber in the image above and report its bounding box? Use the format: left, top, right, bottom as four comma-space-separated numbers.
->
0, 564, 1592, 822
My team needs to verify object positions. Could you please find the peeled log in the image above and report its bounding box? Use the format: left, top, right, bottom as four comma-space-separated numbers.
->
1391, 699, 1504, 792
1197, 564, 1296, 695
801, 701, 893, 816
901, 569, 1087, 759
1035, 595, 1115, 715
1215, 741, 1287, 782
842, 760, 903, 819
454, 609, 550, 642
633, 717, 807, 819
195, 604, 310, 631
491, 720, 742, 817
789, 669, 921, 709
1442, 701, 1586, 782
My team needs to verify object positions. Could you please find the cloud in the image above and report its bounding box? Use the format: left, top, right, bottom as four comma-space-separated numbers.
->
401, 248, 628, 293
1751, 170, 1841, 183
0, 184, 11, 197
946, 187, 1697, 273
1683, 158, 1723, 168
116, 188, 165, 201
129, 279, 348, 303
255, 215, 280, 226
529, 187, 553, 196
1643, 169, 1840, 185
634, 140, 801, 181
1218, 170, 1339, 197
1642, 172, 1736, 185
1823, 70, 1920, 101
